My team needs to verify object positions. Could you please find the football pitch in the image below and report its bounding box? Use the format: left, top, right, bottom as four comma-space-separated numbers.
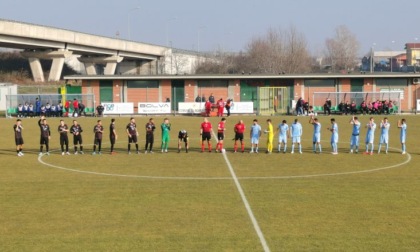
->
0, 114, 419, 251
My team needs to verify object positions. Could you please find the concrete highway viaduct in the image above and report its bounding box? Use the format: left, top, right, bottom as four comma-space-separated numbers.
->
0, 19, 168, 82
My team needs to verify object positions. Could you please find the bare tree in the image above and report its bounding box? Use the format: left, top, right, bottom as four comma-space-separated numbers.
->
194, 26, 311, 74
325, 25, 360, 72
245, 26, 311, 74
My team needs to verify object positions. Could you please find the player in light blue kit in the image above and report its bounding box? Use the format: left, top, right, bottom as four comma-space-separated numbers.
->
277, 120, 289, 153
349, 116, 361, 153
328, 118, 339, 154
290, 118, 303, 154
249, 119, 262, 153
364, 117, 376, 155
309, 115, 322, 153
378, 117, 390, 154
397, 118, 407, 154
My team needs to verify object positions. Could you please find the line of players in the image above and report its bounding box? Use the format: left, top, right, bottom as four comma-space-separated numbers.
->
13, 116, 185, 156
12, 115, 408, 157
200, 116, 407, 155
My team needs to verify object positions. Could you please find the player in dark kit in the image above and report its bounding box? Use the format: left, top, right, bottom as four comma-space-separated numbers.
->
145, 118, 156, 153
58, 120, 70, 155
234, 119, 246, 153
215, 117, 226, 152
126, 117, 139, 154
178, 130, 189, 153
38, 116, 51, 156
92, 120, 104, 155
200, 117, 212, 152
70, 120, 84, 154
14, 119, 24, 156
109, 118, 118, 154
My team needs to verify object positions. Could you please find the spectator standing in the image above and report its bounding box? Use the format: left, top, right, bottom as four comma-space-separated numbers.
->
217, 98, 224, 117
204, 99, 212, 117
225, 99, 232, 117
35, 97, 41, 116
72, 98, 79, 117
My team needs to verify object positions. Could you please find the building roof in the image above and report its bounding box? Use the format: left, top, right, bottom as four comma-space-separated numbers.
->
64, 73, 420, 81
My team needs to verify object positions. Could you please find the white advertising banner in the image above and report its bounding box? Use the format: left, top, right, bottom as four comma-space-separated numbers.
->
102, 103, 134, 114
227, 102, 254, 114
178, 102, 254, 114
417, 99, 420, 111
178, 102, 205, 114
138, 102, 171, 114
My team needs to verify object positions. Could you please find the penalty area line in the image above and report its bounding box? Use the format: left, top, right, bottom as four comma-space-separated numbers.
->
211, 130, 271, 252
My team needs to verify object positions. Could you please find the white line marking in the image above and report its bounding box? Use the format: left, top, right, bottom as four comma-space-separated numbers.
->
37, 155, 231, 180
211, 130, 271, 252
37, 146, 411, 181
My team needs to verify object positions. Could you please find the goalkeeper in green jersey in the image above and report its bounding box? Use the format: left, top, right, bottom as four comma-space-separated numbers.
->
161, 118, 171, 153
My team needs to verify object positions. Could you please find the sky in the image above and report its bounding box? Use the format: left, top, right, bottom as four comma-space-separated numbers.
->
1, 0, 420, 56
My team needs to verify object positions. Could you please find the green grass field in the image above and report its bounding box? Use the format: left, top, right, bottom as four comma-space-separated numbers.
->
0, 114, 419, 251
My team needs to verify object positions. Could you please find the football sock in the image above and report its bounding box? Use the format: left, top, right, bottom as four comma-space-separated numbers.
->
149, 143, 153, 151
241, 143, 245, 151
135, 144, 139, 151
318, 144, 322, 152
208, 142, 212, 151
385, 143, 388, 152
291, 144, 295, 152
201, 143, 205, 151
128, 144, 131, 151
80, 146, 83, 151
93, 145, 96, 152
40, 146, 43, 152
234, 143, 237, 151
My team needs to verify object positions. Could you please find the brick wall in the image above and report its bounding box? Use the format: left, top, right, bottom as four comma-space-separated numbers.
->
161, 80, 171, 102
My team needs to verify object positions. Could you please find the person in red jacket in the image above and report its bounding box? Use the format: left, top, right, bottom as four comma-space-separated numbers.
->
64, 100, 71, 117
204, 99, 212, 117
217, 98, 224, 117
233, 119, 246, 153
200, 117, 212, 152
72, 98, 79, 117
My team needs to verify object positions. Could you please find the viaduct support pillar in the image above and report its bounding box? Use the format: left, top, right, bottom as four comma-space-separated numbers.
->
21, 49, 73, 82
79, 55, 124, 75
28, 57, 45, 82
